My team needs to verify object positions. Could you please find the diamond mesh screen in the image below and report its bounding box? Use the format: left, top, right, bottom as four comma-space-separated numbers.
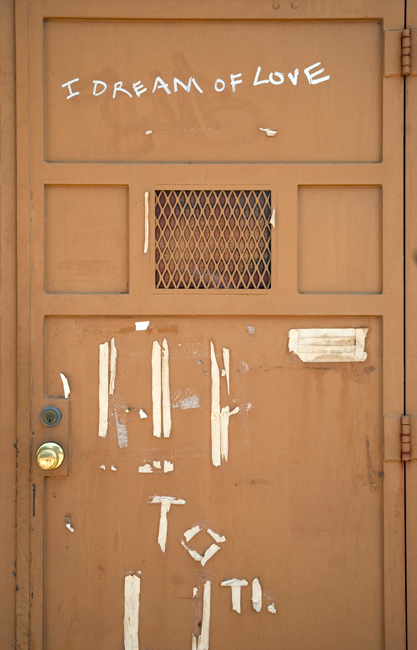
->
155, 190, 271, 289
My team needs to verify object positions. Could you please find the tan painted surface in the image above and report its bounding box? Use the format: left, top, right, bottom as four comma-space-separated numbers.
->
14, 1, 407, 649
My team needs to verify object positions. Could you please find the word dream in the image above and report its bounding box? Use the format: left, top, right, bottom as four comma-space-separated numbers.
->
62, 62, 330, 99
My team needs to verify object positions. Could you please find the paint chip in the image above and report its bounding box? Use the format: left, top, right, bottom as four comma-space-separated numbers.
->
145, 130, 152, 135
110, 465, 117, 471
269, 206, 276, 227
139, 464, 153, 473
259, 127, 277, 136
60, 373, 70, 398
100, 464, 106, 470
207, 529, 226, 543
267, 603, 277, 614
184, 525, 202, 542
139, 409, 147, 419
135, 321, 150, 331
164, 460, 174, 473
65, 517, 74, 533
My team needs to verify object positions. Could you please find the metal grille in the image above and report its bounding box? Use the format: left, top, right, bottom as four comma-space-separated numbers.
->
155, 190, 271, 289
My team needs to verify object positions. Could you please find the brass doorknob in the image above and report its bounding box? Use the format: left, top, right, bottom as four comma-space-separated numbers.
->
36, 442, 65, 470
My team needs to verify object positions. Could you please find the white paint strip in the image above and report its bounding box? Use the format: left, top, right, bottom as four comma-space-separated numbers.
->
109, 338, 117, 395
124, 575, 141, 650
184, 525, 201, 542
288, 328, 369, 362
207, 529, 226, 543
222, 348, 230, 394
60, 373, 70, 398
251, 578, 262, 612
139, 409, 148, 419
150, 496, 186, 552
144, 191, 149, 254
259, 127, 277, 136
267, 603, 277, 614
269, 207, 276, 227
192, 635, 198, 650
220, 579, 248, 614
200, 581, 211, 650
138, 464, 153, 473
162, 339, 171, 437
201, 544, 221, 567
98, 342, 109, 438
193, 587, 198, 598
181, 540, 203, 563
210, 341, 221, 467
114, 406, 129, 449
152, 341, 162, 437
220, 406, 239, 462
65, 517, 74, 533
164, 460, 174, 473
153, 460, 162, 469
135, 321, 150, 331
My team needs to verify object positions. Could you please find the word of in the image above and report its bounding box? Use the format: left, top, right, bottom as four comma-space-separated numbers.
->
62, 62, 330, 99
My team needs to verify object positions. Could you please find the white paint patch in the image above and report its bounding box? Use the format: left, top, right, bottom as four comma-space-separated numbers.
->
164, 460, 174, 473
267, 603, 277, 614
251, 578, 262, 612
152, 341, 162, 437
135, 321, 150, 331
246, 325, 256, 339
184, 525, 201, 542
153, 460, 162, 469
259, 127, 277, 136
138, 464, 153, 473
111, 465, 117, 471
145, 130, 152, 135
193, 587, 198, 598
100, 464, 106, 470
139, 409, 147, 419
114, 406, 129, 449
109, 337, 117, 395
124, 575, 141, 650
150, 496, 186, 552
207, 529, 226, 543
210, 341, 221, 467
162, 339, 171, 437
200, 581, 211, 650
144, 191, 149, 254
65, 517, 74, 533
269, 207, 276, 227
98, 342, 109, 438
222, 348, 230, 394
220, 579, 248, 614
60, 373, 70, 398
288, 327, 369, 362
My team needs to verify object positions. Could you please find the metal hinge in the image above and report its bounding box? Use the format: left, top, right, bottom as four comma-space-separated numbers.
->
401, 415, 411, 461
402, 29, 411, 75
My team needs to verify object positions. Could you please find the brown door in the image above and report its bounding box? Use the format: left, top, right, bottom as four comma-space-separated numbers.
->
16, 2, 407, 649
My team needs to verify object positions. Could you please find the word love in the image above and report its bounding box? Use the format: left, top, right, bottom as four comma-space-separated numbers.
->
62, 62, 330, 99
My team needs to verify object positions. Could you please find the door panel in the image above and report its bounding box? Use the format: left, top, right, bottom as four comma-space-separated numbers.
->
16, 2, 406, 649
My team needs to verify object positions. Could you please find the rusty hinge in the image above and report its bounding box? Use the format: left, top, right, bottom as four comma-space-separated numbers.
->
402, 29, 411, 75
401, 415, 411, 461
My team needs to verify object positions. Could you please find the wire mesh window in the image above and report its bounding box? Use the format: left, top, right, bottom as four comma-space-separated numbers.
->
154, 190, 271, 289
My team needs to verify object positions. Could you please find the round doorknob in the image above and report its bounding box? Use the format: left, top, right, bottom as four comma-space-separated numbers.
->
36, 442, 65, 470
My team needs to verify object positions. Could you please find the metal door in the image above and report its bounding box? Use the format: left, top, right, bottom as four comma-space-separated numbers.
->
16, 2, 406, 649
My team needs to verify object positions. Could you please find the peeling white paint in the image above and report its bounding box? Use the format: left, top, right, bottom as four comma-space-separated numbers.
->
288, 328, 369, 362
267, 603, 277, 614
181, 541, 221, 566
138, 464, 153, 473
109, 337, 117, 395
193, 587, 198, 598
184, 525, 201, 542
139, 409, 147, 419
151, 460, 160, 469
220, 406, 239, 462
269, 207, 276, 227
124, 575, 141, 650
145, 130, 152, 135
259, 127, 277, 136
199, 581, 211, 650
98, 342, 109, 438
207, 529, 226, 543
150, 496, 186, 552
192, 635, 198, 650
172, 390, 201, 410
114, 406, 128, 449
220, 579, 248, 613
152, 341, 162, 437
251, 578, 262, 612
210, 341, 221, 467
164, 460, 174, 473
144, 191, 149, 254
60, 373, 70, 398
135, 320, 150, 331
222, 348, 230, 394
100, 464, 106, 470
65, 517, 74, 532
162, 339, 171, 437
111, 465, 117, 471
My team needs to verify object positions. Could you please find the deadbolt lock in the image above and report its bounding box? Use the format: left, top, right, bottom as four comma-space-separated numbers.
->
40, 406, 62, 427
36, 442, 65, 470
